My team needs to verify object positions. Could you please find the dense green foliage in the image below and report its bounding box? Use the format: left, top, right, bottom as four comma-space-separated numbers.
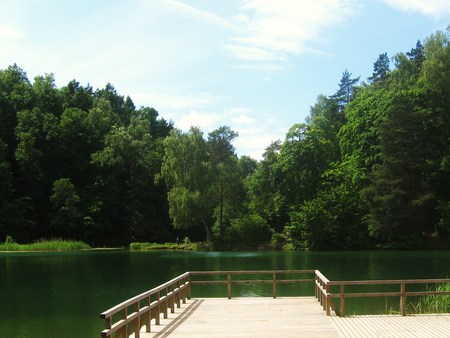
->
0, 237, 90, 251
406, 283, 450, 314
130, 239, 210, 251
0, 69, 173, 246
1, 27, 449, 249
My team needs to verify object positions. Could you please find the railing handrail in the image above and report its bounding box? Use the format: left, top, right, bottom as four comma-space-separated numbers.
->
321, 276, 450, 317
328, 278, 450, 286
189, 269, 316, 300
100, 271, 190, 319
100, 272, 190, 338
190, 269, 315, 275
99, 269, 450, 336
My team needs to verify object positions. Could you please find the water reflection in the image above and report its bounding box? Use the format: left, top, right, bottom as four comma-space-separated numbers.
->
1, 250, 450, 338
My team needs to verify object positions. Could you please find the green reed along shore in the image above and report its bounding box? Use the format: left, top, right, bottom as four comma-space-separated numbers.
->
130, 241, 210, 251
0, 236, 91, 251
408, 283, 450, 314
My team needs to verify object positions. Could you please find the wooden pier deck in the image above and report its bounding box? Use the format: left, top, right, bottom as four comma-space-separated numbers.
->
100, 271, 450, 338
138, 297, 338, 337
134, 297, 450, 338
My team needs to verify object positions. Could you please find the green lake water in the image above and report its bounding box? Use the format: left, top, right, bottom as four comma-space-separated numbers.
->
1, 250, 450, 338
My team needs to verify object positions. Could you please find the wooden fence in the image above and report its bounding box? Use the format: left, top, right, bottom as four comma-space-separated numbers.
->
315, 272, 450, 317
100, 270, 450, 337
100, 272, 190, 338
189, 270, 316, 299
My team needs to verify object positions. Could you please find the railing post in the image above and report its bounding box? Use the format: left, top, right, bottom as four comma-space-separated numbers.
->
104, 316, 112, 333
400, 283, 406, 316
176, 281, 181, 308
146, 296, 151, 333
227, 273, 231, 299
325, 284, 330, 316
186, 273, 192, 299
315, 275, 318, 300
272, 273, 277, 299
156, 291, 160, 325
340, 284, 345, 317
121, 308, 128, 336
317, 277, 322, 305
182, 277, 187, 304
135, 302, 141, 338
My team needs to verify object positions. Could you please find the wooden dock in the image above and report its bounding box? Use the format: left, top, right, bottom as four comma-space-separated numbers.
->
138, 297, 338, 338
100, 270, 450, 338
135, 297, 450, 338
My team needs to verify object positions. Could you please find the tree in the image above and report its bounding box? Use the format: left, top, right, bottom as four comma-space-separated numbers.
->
369, 52, 391, 84
331, 70, 360, 109
50, 178, 81, 238
246, 141, 287, 232
363, 92, 438, 246
0, 64, 33, 164
207, 126, 239, 240
33, 73, 63, 116
159, 127, 214, 240
60, 80, 93, 112
95, 83, 132, 125
407, 40, 425, 68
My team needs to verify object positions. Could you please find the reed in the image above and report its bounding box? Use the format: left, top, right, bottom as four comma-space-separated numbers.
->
130, 241, 210, 251
407, 283, 450, 314
0, 237, 91, 251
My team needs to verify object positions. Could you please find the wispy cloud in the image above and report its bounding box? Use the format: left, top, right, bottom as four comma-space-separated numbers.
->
154, 0, 239, 31
383, 0, 450, 17
177, 110, 223, 131
0, 24, 24, 39
155, 0, 357, 70
132, 91, 226, 111
227, 0, 357, 66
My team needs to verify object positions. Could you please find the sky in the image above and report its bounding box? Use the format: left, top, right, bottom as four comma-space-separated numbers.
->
1, 1, 449, 159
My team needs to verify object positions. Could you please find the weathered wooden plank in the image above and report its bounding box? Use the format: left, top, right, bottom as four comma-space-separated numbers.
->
331, 314, 450, 338
137, 297, 339, 337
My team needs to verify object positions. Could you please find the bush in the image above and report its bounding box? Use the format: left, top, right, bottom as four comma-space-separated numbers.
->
227, 214, 272, 249
270, 233, 287, 250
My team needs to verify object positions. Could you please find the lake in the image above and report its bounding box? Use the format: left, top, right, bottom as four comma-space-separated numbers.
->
1, 250, 450, 338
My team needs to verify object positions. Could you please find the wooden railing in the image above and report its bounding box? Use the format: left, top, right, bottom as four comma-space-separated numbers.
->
190, 270, 316, 299
317, 276, 450, 317
100, 270, 450, 337
100, 270, 315, 337
100, 272, 190, 338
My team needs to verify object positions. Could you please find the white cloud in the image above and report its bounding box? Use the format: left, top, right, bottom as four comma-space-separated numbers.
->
151, 0, 357, 69
225, 44, 288, 62
228, 0, 357, 64
383, 0, 450, 16
231, 114, 256, 125
153, 0, 239, 31
231, 63, 288, 71
0, 24, 24, 39
131, 91, 225, 111
226, 107, 254, 115
176, 110, 223, 131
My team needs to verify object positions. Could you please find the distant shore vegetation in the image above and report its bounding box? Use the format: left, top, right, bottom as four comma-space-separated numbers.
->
0, 236, 91, 252
130, 238, 211, 251
1, 27, 449, 251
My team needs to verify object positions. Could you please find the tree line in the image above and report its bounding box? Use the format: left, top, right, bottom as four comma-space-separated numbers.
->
1, 27, 449, 249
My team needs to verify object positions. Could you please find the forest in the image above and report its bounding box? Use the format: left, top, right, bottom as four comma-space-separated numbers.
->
0, 27, 449, 250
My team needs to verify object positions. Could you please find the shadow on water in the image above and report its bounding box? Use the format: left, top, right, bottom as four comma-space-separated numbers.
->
1, 250, 450, 337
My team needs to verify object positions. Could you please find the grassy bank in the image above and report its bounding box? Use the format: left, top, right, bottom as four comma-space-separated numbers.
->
0, 237, 91, 252
130, 241, 211, 251
406, 283, 450, 314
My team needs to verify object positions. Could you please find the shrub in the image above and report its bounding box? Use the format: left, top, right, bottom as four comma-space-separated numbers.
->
227, 214, 272, 249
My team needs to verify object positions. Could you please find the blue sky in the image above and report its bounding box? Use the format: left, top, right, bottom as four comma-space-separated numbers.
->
1, 0, 449, 159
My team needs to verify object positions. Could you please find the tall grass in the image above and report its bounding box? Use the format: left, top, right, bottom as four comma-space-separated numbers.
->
130, 240, 210, 251
407, 283, 450, 314
0, 237, 91, 251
